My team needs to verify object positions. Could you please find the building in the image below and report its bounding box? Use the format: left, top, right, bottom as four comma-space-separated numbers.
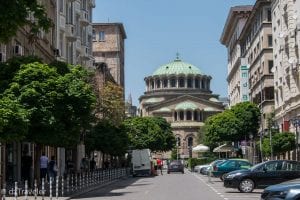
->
220, 6, 253, 107
271, 0, 300, 159
139, 56, 224, 159
92, 23, 126, 90
125, 94, 137, 117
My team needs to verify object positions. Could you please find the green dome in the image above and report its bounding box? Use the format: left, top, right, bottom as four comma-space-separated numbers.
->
153, 59, 202, 76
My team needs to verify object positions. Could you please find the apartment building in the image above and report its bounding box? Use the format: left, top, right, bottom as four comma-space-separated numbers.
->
92, 23, 126, 89
271, 0, 300, 157
220, 6, 253, 106
239, 0, 274, 132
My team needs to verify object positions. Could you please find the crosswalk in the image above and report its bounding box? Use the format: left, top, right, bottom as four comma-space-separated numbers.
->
191, 172, 262, 200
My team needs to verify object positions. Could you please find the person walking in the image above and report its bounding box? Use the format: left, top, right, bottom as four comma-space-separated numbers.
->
157, 158, 163, 175
48, 156, 58, 181
40, 152, 48, 182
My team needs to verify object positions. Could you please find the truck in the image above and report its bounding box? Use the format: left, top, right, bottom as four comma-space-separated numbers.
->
131, 149, 151, 176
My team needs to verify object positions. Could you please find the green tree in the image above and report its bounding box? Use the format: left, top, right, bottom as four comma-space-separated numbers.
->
0, 0, 52, 43
230, 102, 260, 139
123, 117, 176, 152
0, 97, 29, 142
262, 132, 295, 157
4, 61, 95, 147
98, 81, 125, 125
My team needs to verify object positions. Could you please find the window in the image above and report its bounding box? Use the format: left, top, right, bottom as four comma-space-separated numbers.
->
268, 60, 274, 73
179, 111, 184, 120
243, 95, 248, 101
186, 111, 192, 120
99, 31, 105, 41
188, 137, 193, 147
171, 78, 176, 87
177, 137, 181, 146
179, 78, 185, 87
267, 8, 272, 22
193, 111, 198, 121
92, 29, 96, 41
195, 79, 199, 88
156, 80, 160, 88
174, 112, 177, 121
59, 0, 64, 13
151, 81, 154, 89
187, 78, 192, 88
268, 35, 273, 47
163, 79, 168, 88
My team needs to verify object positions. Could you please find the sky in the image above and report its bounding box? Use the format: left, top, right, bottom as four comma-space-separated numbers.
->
93, 0, 255, 106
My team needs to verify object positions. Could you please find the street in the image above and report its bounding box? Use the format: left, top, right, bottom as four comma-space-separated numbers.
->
72, 170, 263, 200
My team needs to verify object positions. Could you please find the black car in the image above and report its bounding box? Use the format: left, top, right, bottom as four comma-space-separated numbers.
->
167, 160, 184, 174
261, 178, 300, 200
223, 160, 300, 193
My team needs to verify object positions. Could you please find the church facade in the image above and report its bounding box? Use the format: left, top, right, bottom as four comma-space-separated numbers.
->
139, 56, 224, 158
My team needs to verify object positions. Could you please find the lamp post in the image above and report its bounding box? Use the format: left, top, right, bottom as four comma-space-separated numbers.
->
291, 118, 300, 161
269, 122, 279, 160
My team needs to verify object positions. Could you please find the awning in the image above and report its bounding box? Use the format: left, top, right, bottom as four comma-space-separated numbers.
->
192, 144, 209, 152
213, 144, 234, 153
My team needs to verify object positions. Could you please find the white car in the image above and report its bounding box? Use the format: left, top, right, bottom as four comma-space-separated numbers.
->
194, 164, 209, 173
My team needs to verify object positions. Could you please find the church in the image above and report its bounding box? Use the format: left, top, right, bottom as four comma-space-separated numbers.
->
139, 55, 224, 158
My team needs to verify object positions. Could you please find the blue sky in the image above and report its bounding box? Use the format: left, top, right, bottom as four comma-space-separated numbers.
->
93, 0, 255, 106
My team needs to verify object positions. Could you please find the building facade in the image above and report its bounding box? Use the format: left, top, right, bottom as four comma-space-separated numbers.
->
92, 23, 126, 89
220, 6, 253, 107
139, 56, 224, 159
271, 0, 300, 159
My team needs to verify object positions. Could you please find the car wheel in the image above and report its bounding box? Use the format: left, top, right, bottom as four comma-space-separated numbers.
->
238, 179, 254, 193
221, 173, 227, 181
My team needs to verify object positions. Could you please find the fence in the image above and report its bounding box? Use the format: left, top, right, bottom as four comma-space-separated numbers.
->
1, 168, 130, 200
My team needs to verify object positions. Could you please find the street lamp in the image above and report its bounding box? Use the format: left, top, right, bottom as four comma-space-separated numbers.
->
269, 122, 279, 160
290, 118, 300, 161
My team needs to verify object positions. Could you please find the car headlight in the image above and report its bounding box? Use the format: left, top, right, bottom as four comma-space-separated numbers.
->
226, 172, 242, 179
270, 190, 288, 198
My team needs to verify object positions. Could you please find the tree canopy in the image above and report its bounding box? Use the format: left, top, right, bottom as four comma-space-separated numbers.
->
262, 132, 295, 156
0, 0, 52, 43
2, 59, 95, 147
123, 117, 176, 152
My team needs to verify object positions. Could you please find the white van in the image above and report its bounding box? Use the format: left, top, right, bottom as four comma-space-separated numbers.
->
131, 149, 151, 176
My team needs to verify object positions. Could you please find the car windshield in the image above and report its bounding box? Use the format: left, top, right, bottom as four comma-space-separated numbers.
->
211, 160, 226, 166
170, 160, 181, 165
249, 162, 266, 171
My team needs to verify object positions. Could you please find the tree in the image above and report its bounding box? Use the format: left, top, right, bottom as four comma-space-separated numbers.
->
203, 110, 240, 148
98, 81, 125, 125
0, 0, 52, 43
0, 97, 29, 142
262, 132, 295, 157
4, 61, 95, 147
230, 102, 260, 139
123, 117, 176, 152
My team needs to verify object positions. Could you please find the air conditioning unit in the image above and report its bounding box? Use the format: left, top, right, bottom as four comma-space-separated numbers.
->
13, 45, 23, 56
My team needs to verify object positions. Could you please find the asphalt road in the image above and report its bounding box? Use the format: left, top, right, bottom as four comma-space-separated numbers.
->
72, 170, 263, 200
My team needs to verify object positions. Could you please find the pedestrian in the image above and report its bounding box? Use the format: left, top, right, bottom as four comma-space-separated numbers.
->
21, 151, 32, 185
157, 158, 163, 175
152, 158, 158, 176
48, 156, 58, 181
40, 152, 48, 182
90, 157, 96, 171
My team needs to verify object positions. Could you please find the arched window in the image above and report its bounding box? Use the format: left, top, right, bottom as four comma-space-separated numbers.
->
163, 79, 168, 88
179, 78, 185, 88
177, 137, 181, 146
195, 79, 199, 88
187, 78, 192, 88
151, 81, 154, 89
179, 111, 184, 120
170, 78, 176, 87
186, 110, 192, 120
174, 112, 177, 121
193, 111, 198, 121
188, 137, 193, 147
156, 80, 160, 88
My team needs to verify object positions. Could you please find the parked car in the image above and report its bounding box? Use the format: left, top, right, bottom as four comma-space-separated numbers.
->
261, 178, 300, 200
212, 158, 252, 180
224, 160, 300, 193
167, 160, 184, 174
194, 164, 209, 173
202, 159, 227, 175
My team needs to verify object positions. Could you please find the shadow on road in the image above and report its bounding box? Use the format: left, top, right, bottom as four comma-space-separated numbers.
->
72, 176, 153, 199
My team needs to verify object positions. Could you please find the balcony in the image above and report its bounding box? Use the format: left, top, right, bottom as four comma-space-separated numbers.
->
81, 46, 90, 60
65, 24, 77, 41
76, 38, 81, 51
80, 10, 89, 26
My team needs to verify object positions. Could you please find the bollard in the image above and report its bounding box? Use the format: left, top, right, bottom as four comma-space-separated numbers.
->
25, 180, 28, 200
56, 176, 59, 199
34, 179, 38, 200
75, 174, 78, 191
2, 183, 6, 200
61, 177, 64, 197
14, 182, 18, 200
71, 174, 74, 192
41, 178, 45, 200
208, 169, 212, 183
49, 177, 53, 200
79, 174, 82, 190
66, 175, 70, 194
